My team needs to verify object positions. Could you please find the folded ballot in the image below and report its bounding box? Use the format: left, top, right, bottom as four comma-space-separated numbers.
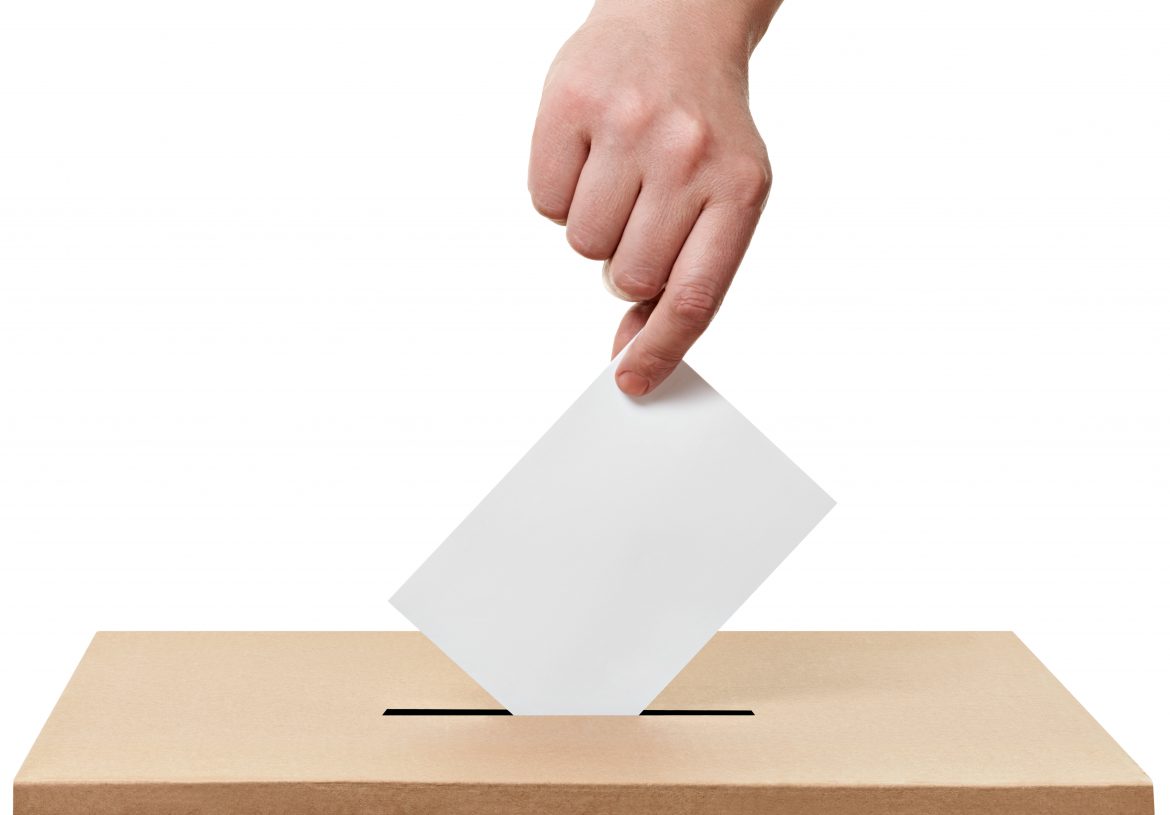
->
392, 354, 833, 715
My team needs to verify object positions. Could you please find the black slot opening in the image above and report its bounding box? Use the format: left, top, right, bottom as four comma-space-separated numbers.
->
383, 708, 753, 716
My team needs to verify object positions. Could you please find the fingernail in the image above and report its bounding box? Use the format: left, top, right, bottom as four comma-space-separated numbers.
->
616, 370, 650, 396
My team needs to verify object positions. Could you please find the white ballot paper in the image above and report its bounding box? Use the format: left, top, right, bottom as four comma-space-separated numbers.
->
392, 356, 833, 715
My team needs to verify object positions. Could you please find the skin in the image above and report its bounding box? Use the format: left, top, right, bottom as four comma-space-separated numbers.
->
529, 0, 783, 395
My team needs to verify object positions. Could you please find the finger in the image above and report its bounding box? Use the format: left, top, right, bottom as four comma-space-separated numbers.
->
564, 152, 640, 260
611, 298, 656, 358
603, 189, 702, 302
614, 203, 762, 396
528, 106, 589, 224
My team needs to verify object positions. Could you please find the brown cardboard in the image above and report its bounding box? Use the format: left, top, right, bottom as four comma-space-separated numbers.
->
14, 631, 1152, 814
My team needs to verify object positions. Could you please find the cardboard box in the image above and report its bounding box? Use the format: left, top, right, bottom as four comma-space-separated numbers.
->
14, 631, 1152, 814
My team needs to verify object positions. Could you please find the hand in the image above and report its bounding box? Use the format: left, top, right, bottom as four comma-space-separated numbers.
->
529, 0, 780, 395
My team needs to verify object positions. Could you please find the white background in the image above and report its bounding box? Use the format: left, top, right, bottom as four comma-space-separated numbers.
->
1, 0, 1167, 808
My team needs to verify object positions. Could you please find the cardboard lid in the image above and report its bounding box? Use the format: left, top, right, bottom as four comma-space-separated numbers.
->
14, 631, 1152, 814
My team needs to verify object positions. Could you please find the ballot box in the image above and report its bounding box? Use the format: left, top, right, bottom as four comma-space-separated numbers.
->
14, 631, 1152, 814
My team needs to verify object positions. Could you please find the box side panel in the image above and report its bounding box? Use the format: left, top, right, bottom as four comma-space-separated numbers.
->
13, 782, 1154, 815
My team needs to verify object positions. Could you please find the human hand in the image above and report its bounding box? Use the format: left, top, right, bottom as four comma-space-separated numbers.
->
529, 0, 780, 395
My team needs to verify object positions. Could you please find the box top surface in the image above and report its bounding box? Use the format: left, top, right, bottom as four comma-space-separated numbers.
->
16, 631, 1150, 789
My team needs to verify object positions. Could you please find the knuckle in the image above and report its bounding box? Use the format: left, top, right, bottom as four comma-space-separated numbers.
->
669, 281, 722, 329
725, 154, 773, 208
610, 265, 664, 301
606, 90, 653, 142
633, 340, 683, 380
661, 113, 714, 168
552, 78, 599, 117
530, 190, 570, 223
566, 222, 610, 260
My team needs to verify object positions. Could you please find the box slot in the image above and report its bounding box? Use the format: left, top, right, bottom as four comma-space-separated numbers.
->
383, 708, 754, 716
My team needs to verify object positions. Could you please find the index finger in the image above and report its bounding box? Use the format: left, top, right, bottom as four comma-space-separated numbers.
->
614, 202, 762, 396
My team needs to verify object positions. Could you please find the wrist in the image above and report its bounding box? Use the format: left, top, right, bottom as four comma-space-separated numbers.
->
588, 0, 780, 60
